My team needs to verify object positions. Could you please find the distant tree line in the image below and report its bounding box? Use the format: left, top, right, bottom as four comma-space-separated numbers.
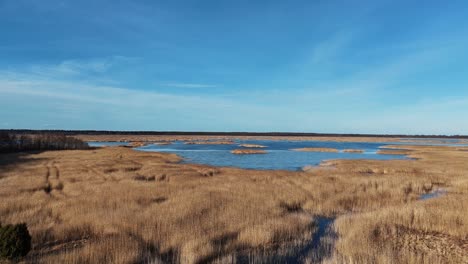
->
0, 132, 89, 153
0, 129, 467, 139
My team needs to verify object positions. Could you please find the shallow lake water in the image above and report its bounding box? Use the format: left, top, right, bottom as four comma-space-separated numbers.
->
136, 140, 407, 171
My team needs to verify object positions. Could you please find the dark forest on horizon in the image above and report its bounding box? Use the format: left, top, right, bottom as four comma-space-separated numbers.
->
1, 129, 467, 139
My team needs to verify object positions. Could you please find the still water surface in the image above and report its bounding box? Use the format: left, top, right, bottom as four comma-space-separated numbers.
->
136, 140, 406, 171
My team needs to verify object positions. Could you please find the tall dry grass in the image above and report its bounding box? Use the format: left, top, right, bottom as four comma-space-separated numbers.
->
0, 144, 467, 263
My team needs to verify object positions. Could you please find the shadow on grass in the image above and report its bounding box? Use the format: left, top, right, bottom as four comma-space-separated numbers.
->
0, 148, 100, 175
0, 151, 49, 175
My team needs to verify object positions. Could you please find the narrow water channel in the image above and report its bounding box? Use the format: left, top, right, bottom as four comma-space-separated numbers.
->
229, 188, 448, 264
224, 216, 336, 264
419, 188, 446, 200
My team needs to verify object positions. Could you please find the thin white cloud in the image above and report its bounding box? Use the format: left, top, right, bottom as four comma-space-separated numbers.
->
308, 30, 356, 65
164, 82, 219, 89
0, 67, 306, 131
349, 96, 468, 135
24, 56, 139, 78
2, 46, 468, 134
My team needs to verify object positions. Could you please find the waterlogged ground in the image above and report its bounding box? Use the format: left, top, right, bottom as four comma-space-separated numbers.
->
136, 140, 406, 170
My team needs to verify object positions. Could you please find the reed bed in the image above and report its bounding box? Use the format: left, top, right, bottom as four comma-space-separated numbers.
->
0, 144, 466, 263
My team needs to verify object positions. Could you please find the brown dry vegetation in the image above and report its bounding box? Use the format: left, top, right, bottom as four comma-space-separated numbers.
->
238, 144, 267, 148
342, 149, 364, 153
128, 142, 149, 147
291, 148, 339, 153
230, 149, 267, 155
377, 147, 414, 156
76, 134, 462, 144
184, 141, 234, 145
0, 143, 467, 263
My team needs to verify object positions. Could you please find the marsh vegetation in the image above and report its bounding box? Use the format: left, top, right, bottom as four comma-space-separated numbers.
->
230, 149, 267, 155
291, 148, 340, 153
0, 138, 467, 263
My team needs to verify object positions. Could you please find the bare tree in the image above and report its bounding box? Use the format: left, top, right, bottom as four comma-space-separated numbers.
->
0, 132, 89, 153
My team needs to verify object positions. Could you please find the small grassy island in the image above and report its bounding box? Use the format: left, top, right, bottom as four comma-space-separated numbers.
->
230, 149, 267, 154
239, 144, 267, 148
291, 147, 339, 153
342, 149, 365, 153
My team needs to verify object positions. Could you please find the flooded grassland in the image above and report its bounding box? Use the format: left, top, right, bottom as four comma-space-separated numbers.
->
0, 141, 467, 263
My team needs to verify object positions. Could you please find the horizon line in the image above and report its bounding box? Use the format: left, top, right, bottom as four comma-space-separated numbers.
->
1, 129, 467, 138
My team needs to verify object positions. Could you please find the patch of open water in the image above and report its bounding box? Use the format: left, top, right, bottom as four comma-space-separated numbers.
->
419, 189, 447, 200
136, 140, 408, 171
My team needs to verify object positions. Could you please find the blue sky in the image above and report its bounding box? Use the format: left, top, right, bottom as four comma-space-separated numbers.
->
1, 0, 468, 134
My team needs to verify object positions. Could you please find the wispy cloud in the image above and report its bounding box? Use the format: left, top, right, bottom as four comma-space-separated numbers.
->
349, 96, 468, 135
24, 56, 139, 79
164, 82, 219, 89
2, 38, 468, 134
308, 30, 356, 65
0, 66, 307, 131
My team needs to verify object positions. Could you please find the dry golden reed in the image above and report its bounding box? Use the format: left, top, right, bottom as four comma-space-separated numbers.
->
0, 140, 467, 263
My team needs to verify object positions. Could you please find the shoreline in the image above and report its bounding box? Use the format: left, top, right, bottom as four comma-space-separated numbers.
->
104, 143, 419, 172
